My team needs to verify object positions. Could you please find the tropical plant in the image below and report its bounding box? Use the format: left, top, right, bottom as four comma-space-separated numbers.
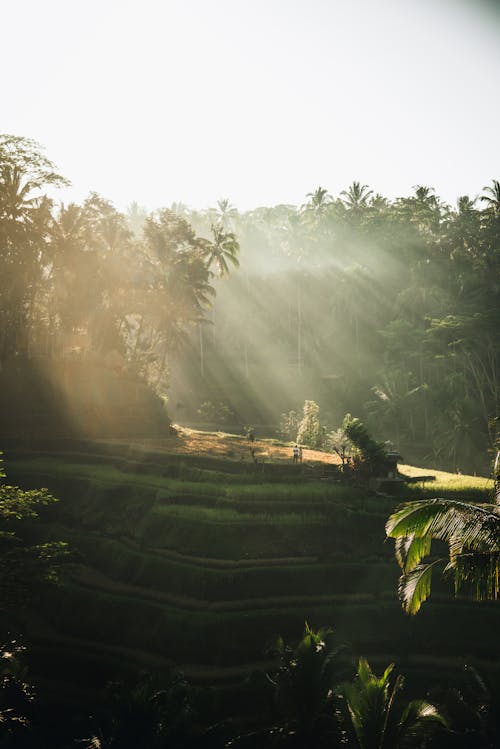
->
204, 224, 240, 278
325, 427, 355, 467
386, 495, 500, 614
480, 179, 500, 213
340, 657, 445, 749
426, 665, 500, 749
342, 414, 387, 475
84, 672, 194, 749
340, 181, 373, 211
278, 410, 300, 442
297, 400, 321, 449
214, 197, 238, 229
304, 186, 333, 215
0, 452, 69, 611
197, 399, 235, 426
267, 623, 346, 747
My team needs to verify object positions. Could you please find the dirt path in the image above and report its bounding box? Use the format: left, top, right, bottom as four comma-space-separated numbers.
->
121, 426, 342, 465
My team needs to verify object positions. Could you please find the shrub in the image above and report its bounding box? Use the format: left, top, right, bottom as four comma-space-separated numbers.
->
297, 401, 321, 449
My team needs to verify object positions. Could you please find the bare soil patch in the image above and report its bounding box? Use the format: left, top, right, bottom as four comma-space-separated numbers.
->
128, 425, 342, 465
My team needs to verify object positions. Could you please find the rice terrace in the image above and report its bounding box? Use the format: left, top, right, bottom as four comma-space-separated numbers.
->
2, 1, 500, 745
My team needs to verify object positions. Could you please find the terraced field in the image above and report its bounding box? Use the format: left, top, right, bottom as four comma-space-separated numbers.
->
3, 437, 498, 711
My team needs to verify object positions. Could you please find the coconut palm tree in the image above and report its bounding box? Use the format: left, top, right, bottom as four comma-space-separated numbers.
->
341, 658, 445, 749
340, 181, 373, 211
457, 195, 476, 215
386, 496, 500, 615
214, 197, 238, 229
303, 186, 333, 215
204, 224, 240, 278
480, 179, 500, 213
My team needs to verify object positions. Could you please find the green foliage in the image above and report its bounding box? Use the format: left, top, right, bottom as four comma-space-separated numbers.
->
197, 399, 236, 425
386, 497, 500, 614
0, 639, 35, 744
297, 400, 321, 448
278, 410, 300, 442
0, 453, 69, 610
267, 622, 346, 744
325, 427, 356, 466
342, 414, 388, 475
340, 657, 445, 749
84, 672, 195, 749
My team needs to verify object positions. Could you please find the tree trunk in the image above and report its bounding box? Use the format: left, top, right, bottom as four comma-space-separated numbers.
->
199, 323, 205, 378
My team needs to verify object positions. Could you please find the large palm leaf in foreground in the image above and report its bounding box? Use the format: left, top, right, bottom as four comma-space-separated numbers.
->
386, 498, 500, 614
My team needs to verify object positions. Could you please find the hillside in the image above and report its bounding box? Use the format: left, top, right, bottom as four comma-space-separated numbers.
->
3, 433, 497, 724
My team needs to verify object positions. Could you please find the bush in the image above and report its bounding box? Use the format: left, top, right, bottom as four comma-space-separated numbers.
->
297, 401, 321, 449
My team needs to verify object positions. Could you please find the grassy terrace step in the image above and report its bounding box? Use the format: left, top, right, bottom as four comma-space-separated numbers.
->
37, 581, 500, 667
58, 532, 395, 599
73, 563, 394, 610
122, 540, 320, 568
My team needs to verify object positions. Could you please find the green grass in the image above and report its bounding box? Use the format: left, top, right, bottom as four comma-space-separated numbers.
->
10, 443, 500, 701
226, 482, 360, 502
150, 503, 327, 524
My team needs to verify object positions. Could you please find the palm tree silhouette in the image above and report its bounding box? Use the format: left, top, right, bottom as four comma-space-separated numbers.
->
340, 181, 373, 210
480, 179, 500, 213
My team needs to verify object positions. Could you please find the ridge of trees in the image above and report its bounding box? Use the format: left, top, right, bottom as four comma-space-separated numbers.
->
1, 134, 498, 471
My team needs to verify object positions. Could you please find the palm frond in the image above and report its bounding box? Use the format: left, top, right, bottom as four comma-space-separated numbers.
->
395, 533, 433, 573
396, 699, 447, 743
398, 559, 445, 615
387, 499, 500, 552
448, 551, 500, 600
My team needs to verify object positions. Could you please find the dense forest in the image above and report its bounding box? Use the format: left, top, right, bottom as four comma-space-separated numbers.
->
1, 134, 498, 472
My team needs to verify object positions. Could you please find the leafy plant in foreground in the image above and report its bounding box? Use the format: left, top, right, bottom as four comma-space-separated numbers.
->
0, 452, 69, 611
266, 622, 347, 747
340, 658, 445, 749
386, 497, 500, 614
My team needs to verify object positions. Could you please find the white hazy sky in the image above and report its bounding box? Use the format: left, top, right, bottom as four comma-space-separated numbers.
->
2, 0, 500, 211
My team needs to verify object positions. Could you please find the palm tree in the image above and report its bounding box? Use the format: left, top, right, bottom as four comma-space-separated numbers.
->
413, 185, 437, 205
457, 195, 476, 215
214, 197, 238, 229
268, 623, 346, 746
204, 224, 240, 278
340, 181, 373, 210
125, 201, 148, 238
386, 496, 500, 615
341, 658, 445, 749
0, 165, 38, 219
303, 186, 333, 215
480, 179, 500, 213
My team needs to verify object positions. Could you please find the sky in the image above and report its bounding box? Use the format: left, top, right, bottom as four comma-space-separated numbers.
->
2, 0, 500, 212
